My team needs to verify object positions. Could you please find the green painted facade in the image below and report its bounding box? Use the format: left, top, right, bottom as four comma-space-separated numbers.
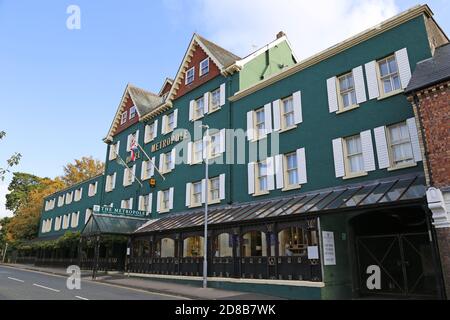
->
38, 10, 442, 299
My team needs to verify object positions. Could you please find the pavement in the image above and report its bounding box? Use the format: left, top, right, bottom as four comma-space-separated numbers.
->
1, 263, 283, 300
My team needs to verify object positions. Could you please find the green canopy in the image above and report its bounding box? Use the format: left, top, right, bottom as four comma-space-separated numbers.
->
82, 214, 148, 236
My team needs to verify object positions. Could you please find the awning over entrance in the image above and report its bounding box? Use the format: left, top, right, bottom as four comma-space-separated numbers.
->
135, 173, 426, 234
82, 214, 149, 236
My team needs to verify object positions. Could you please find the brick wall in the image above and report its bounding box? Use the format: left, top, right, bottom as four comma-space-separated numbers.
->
415, 82, 450, 188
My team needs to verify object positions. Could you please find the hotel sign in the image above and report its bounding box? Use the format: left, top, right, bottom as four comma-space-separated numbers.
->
93, 205, 148, 218
150, 131, 188, 153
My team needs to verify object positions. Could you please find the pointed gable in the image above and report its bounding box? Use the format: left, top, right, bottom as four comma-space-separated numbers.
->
104, 84, 162, 142
168, 34, 240, 101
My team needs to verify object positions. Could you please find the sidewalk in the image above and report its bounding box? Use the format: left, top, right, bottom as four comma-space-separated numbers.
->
2, 263, 284, 300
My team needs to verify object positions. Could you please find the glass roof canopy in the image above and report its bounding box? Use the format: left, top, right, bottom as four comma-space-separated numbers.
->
135, 173, 426, 235
82, 214, 148, 236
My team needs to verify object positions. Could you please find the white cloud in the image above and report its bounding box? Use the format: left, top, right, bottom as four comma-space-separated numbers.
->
168, 0, 399, 59
0, 182, 12, 219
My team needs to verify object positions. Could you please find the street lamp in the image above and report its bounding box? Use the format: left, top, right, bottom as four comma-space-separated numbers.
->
200, 124, 209, 289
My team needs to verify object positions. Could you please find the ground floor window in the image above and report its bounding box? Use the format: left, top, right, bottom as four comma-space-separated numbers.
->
278, 227, 318, 256
183, 236, 204, 257
214, 233, 233, 257
156, 238, 175, 257
242, 231, 268, 257
133, 240, 150, 257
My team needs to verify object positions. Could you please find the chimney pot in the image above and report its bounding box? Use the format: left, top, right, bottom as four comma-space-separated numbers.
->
276, 31, 286, 39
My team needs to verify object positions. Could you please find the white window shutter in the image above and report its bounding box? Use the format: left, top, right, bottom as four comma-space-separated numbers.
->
220, 83, 226, 106
189, 100, 194, 121
132, 165, 136, 182
204, 92, 209, 114
148, 194, 153, 213
171, 148, 176, 170
159, 154, 164, 172
353, 66, 367, 104
264, 103, 272, 134
187, 142, 193, 164
293, 91, 303, 124
297, 148, 308, 184
173, 109, 178, 129
112, 173, 116, 189
274, 154, 284, 189
407, 117, 422, 161
361, 130, 376, 172
201, 179, 206, 203
365, 61, 379, 100
156, 191, 161, 212
144, 125, 150, 143
219, 129, 226, 153
94, 182, 98, 194
123, 168, 127, 186
272, 100, 281, 131
332, 138, 345, 178
395, 48, 412, 89
130, 197, 134, 210
106, 175, 110, 191
127, 134, 132, 151
185, 183, 191, 207
136, 130, 140, 145
116, 141, 120, 156
150, 157, 155, 177
267, 157, 275, 191
202, 136, 208, 159
121, 200, 125, 209
141, 161, 146, 180
374, 126, 390, 169
161, 115, 167, 134
247, 111, 254, 141
138, 196, 143, 211
219, 174, 225, 200
169, 187, 174, 210
153, 120, 158, 139
248, 162, 255, 194
327, 77, 338, 113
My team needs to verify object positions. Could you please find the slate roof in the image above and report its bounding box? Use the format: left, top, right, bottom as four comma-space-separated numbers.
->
196, 34, 241, 68
405, 43, 450, 93
128, 84, 164, 117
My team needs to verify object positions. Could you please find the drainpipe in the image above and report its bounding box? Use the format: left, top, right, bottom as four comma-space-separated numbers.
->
227, 77, 233, 205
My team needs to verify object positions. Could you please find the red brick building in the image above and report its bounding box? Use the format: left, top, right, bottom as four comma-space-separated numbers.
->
406, 43, 450, 298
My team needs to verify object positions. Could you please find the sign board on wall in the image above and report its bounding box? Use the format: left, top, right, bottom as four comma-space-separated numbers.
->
93, 205, 148, 218
322, 231, 336, 266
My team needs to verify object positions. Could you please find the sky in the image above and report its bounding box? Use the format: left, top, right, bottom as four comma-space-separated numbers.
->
0, 0, 449, 218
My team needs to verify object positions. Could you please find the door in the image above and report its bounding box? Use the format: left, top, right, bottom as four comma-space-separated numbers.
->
356, 233, 438, 298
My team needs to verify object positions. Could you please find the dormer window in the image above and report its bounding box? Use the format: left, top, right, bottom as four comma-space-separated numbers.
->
185, 67, 195, 85
129, 106, 137, 119
199, 58, 209, 76
121, 111, 128, 124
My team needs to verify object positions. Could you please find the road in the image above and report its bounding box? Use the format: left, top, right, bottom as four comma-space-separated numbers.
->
0, 265, 186, 300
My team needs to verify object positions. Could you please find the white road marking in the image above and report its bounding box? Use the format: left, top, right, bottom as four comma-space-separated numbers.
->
75, 296, 89, 300
33, 283, 60, 292
8, 277, 24, 283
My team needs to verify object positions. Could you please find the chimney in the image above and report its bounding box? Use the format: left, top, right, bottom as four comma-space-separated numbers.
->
276, 31, 286, 39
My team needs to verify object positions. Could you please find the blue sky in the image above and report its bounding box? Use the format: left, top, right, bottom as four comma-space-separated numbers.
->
0, 0, 449, 217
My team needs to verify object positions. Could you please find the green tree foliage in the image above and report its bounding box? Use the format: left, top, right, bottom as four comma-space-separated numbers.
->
5, 172, 42, 213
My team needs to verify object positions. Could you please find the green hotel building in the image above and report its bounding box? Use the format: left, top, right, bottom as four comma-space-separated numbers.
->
36, 5, 449, 299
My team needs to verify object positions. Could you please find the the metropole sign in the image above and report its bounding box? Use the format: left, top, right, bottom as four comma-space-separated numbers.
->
93, 205, 148, 218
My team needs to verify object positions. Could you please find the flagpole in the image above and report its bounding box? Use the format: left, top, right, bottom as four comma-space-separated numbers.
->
136, 143, 166, 181
115, 151, 143, 187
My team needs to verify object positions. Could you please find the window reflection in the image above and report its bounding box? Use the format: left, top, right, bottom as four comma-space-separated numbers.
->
156, 238, 175, 257
278, 227, 318, 257
242, 231, 268, 257
214, 233, 233, 257
183, 236, 204, 257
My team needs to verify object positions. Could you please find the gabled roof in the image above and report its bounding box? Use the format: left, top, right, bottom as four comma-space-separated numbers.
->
158, 78, 174, 96
104, 83, 163, 142
167, 33, 241, 101
405, 42, 450, 93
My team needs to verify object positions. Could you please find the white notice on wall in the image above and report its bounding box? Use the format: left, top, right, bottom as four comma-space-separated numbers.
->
307, 246, 319, 260
322, 231, 336, 266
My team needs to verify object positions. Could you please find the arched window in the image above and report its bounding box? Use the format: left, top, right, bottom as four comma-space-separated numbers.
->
156, 238, 175, 257
214, 233, 233, 257
278, 227, 318, 257
242, 231, 268, 257
183, 236, 204, 257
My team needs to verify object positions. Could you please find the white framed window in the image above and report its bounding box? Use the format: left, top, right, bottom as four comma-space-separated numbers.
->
105, 173, 116, 192
85, 208, 93, 224
387, 122, 415, 167
193, 139, 203, 164
88, 182, 98, 197
55, 216, 61, 231
129, 106, 137, 119
164, 151, 173, 173
121, 198, 133, 210
144, 120, 158, 144
199, 58, 209, 76
284, 152, 299, 187
139, 194, 152, 213
337, 72, 357, 110
256, 161, 268, 194
191, 181, 203, 207
71, 212, 79, 228
209, 176, 220, 203
208, 132, 221, 158
255, 108, 266, 139
378, 55, 401, 96
210, 88, 221, 112
158, 188, 173, 213
281, 96, 295, 129
62, 214, 70, 230
274, 149, 307, 191
343, 135, 365, 176
185, 66, 195, 85
120, 111, 127, 124
109, 141, 120, 161
162, 111, 177, 134
194, 96, 205, 120
126, 131, 139, 152
123, 165, 136, 187
65, 191, 73, 205
57, 195, 65, 207
74, 188, 83, 202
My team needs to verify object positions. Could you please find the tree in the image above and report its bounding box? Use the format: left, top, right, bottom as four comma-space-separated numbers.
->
0, 131, 22, 181
6, 172, 42, 213
62, 156, 104, 186
5, 178, 66, 242
0, 217, 11, 250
